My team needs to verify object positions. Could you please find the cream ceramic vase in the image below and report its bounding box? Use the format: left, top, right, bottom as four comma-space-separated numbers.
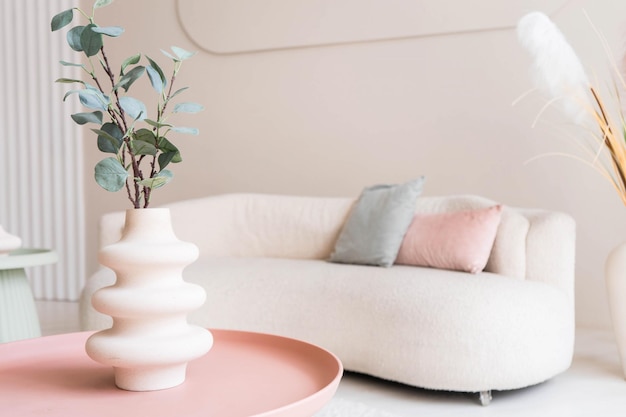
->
85, 208, 213, 391
606, 242, 626, 378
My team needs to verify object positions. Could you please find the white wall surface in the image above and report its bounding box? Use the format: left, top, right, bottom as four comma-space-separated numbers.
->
80, 0, 626, 329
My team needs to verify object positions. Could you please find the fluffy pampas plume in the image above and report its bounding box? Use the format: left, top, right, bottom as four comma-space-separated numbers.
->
517, 11, 592, 125
517, 11, 626, 206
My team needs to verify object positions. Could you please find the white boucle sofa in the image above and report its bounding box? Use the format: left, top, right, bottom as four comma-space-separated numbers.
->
80, 193, 576, 404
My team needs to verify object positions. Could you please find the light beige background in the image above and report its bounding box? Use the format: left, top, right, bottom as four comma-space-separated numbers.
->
80, 0, 626, 330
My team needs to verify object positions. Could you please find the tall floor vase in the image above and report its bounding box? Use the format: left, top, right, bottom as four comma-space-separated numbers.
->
85, 208, 213, 391
606, 242, 626, 379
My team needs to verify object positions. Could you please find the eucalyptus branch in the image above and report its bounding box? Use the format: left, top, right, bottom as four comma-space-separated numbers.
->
160, 65, 180, 116
52, 0, 203, 209
99, 47, 128, 133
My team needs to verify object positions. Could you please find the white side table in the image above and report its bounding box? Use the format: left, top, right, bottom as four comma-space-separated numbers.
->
0, 249, 58, 342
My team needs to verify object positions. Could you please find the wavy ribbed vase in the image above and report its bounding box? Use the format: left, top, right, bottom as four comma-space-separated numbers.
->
606, 242, 626, 379
85, 208, 213, 391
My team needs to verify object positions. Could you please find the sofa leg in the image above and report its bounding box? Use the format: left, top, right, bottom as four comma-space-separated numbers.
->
478, 390, 492, 406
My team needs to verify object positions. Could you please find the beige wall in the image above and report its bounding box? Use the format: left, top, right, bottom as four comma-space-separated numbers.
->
82, 0, 626, 329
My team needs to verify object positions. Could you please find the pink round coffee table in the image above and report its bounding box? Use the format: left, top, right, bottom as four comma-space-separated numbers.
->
0, 329, 343, 417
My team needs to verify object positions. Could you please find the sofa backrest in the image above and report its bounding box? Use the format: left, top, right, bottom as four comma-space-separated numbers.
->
98, 193, 575, 297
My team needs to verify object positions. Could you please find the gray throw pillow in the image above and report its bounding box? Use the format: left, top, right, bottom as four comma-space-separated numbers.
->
329, 177, 425, 267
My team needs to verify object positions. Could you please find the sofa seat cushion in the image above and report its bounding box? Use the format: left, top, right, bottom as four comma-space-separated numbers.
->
184, 257, 573, 392
81, 256, 573, 392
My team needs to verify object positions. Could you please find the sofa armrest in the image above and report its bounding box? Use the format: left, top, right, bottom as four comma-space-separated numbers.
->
521, 209, 576, 300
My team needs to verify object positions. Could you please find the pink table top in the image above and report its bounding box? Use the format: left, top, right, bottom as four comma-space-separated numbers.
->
0, 329, 343, 417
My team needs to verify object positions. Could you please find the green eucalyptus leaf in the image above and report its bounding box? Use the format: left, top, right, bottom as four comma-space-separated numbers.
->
78, 89, 109, 111
121, 53, 141, 74
71, 111, 103, 125
119, 96, 147, 120
51, 9, 74, 32
171, 126, 199, 135
130, 140, 157, 156
166, 87, 189, 102
160, 49, 177, 61
115, 65, 145, 92
94, 0, 113, 8
80, 24, 103, 57
93, 123, 123, 154
94, 157, 128, 192
59, 60, 86, 70
63, 89, 80, 102
146, 56, 166, 81
91, 26, 124, 37
133, 128, 157, 145
173, 102, 204, 114
145, 56, 167, 93
171, 46, 196, 61
158, 151, 177, 170
157, 136, 178, 152
55, 78, 85, 85
137, 170, 173, 190
157, 137, 181, 165
67, 26, 85, 52
145, 65, 164, 94
144, 119, 173, 129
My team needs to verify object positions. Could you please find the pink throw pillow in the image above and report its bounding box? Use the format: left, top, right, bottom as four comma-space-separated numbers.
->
395, 205, 503, 274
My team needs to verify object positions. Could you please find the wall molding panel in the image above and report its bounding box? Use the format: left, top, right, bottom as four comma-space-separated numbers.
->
177, 0, 570, 54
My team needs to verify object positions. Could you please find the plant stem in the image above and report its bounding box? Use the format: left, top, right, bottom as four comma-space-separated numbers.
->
98, 45, 146, 207
591, 87, 626, 192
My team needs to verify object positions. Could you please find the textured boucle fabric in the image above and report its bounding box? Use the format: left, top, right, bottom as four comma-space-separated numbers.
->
84, 193, 576, 393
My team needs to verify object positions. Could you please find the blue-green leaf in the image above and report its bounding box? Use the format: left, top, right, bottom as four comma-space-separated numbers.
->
166, 87, 189, 102
80, 24, 103, 57
55, 78, 85, 85
94, 0, 113, 9
157, 137, 181, 169
160, 49, 177, 61
95, 157, 128, 192
171, 126, 199, 135
63, 89, 80, 102
130, 140, 157, 156
119, 96, 147, 120
146, 66, 164, 94
93, 123, 124, 154
78, 89, 109, 111
51, 9, 73, 32
133, 128, 157, 145
158, 151, 177, 170
144, 119, 173, 129
115, 65, 145, 92
157, 136, 178, 152
158, 152, 174, 169
71, 111, 103, 125
146, 56, 167, 93
67, 26, 85, 52
132, 129, 158, 155
60, 60, 86, 70
137, 170, 173, 189
173, 102, 204, 114
171, 46, 196, 61
91, 26, 124, 37
121, 53, 141, 74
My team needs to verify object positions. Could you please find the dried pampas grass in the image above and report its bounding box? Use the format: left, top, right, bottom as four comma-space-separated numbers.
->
517, 11, 626, 206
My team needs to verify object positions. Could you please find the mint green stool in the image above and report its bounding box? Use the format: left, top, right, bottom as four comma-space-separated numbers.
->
0, 249, 58, 342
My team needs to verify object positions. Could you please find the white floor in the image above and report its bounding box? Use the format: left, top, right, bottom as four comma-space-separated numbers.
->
35, 301, 626, 416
